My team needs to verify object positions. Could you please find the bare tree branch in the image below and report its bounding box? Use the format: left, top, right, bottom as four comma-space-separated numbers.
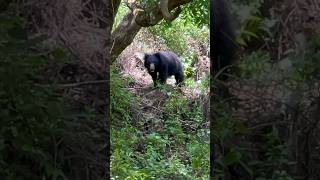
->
160, 0, 180, 21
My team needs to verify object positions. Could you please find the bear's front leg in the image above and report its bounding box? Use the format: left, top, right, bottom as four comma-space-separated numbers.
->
159, 72, 167, 85
175, 72, 184, 86
159, 65, 169, 85
151, 73, 158, 87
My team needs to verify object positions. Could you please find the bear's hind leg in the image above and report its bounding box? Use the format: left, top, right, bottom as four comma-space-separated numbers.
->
175, 72, 184, 86
159, 76, 167, 85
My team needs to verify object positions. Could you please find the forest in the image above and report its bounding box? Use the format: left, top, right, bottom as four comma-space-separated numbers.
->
0, 0, 319, 180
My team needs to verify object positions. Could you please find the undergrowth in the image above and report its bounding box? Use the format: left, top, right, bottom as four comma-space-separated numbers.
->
0, 8, 104, 179
110, 69, 209, 179
0, 11, 71, 179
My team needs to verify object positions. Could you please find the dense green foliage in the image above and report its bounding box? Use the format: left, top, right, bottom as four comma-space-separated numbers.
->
0, 12, 70, 179
212, 102, 294, 179
110, 70, 209, 179
212, 18, 320, 180
181, 0, 209, 27
0, 5, 105, 179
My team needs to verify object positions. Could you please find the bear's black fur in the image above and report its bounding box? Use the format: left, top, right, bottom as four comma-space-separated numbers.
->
211, 0, 236, 80
142, 51, 184, 87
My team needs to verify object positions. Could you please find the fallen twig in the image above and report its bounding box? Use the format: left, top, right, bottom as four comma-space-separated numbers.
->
35, 80, 108, 88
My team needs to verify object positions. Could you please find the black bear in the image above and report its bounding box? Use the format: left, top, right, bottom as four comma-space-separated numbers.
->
136, 51, 184, 87
211, 0, 236, 81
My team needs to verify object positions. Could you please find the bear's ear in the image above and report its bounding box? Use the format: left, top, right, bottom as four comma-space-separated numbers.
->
154, 53, 161, 59
144, 54, 150, 60
134, 52, 147, 63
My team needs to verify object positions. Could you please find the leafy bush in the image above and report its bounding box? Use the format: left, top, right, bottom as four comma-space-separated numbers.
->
0, 12, 71, 179
212, 101, 294, 179
163, 91, 209, 178
180, 0, 209, 28
110, 67, 134, 124
253, 127, 294, 180
239, 50, 272, 79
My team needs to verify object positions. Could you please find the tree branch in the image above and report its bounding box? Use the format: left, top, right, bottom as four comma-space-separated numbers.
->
160, 0, 181, 21
111, 0, 191, 61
